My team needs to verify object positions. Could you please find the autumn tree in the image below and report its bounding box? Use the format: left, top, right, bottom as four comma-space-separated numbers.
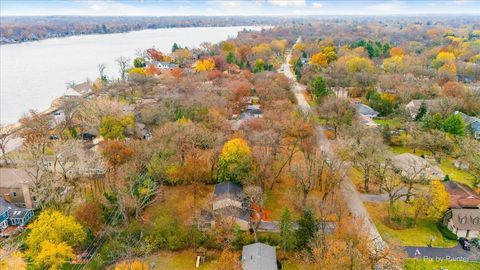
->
75, 201, 103, 235
0, 124, 15, 165
101, 140, 135, 170
172, 48, 192, 65
318, 96, 354, 138
26, 210, 85, 269
217, 138, 253, 184
427, 180, 450, 220
194, 58, 215, 72
310, 52, 328, 68
115, 260, 150, 270
99, 114, 135, 140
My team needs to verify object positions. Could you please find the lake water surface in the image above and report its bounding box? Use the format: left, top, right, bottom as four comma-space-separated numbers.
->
0, 26, 265, 124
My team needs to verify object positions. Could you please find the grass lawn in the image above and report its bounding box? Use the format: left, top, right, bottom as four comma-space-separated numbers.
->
439, 158, 475, 188
374, 118, 405, 129
143, 250, 220, 270
405, 258, 480, 270
365, 202, 457, 248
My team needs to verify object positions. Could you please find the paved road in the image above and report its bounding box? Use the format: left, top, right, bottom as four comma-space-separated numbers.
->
405, 245, 480, 262
281, 37, 387, 251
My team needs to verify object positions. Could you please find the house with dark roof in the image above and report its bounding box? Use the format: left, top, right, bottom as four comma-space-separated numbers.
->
454, 111, 480, 140
209, 181, 250, 230
355, 103, 379, 118
240, 104, 263, 120
242, 242, 278, 270
442, 181, 480, 238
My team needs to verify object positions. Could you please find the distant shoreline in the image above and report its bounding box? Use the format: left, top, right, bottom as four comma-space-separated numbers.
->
0, 16, 282, 45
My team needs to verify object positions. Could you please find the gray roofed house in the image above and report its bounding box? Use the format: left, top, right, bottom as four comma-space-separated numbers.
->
242, 242, 278, 270
390, 153, 444, 180
240, 104, 263, 120
212, 181, 249, 230
214, 181, 243, 198
355, 103, 379, 118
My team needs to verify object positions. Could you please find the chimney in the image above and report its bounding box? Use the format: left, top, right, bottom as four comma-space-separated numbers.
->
3, 193, 12, 203
22, 181, 34, 209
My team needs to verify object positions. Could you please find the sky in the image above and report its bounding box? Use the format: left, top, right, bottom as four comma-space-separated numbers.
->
1, 0, 480, 16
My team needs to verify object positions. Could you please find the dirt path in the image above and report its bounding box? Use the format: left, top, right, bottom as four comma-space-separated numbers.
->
281, 37, 387, 251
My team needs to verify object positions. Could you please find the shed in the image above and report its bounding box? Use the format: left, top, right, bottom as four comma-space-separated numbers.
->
242, 242, 278, 270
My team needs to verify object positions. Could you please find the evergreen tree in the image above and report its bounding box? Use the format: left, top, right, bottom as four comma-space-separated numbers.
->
172, 42, 180, 52
295, 209, 317, 251
415, 101, 428, 121
443, 114, 466, 136
421, 113, 443, 130
310, 76, 331, 101
280, 208, 295, 252
226, 51, 235, 64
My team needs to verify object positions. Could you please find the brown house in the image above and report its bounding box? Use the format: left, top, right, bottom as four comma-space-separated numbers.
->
442, 181, 480, 238
0, 168, 36, 208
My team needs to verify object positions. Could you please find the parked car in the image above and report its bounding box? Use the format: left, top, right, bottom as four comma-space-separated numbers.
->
459, 237, 471, 251
471, 238, 480, 249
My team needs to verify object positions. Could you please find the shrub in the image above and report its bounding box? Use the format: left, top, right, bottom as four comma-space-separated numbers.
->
437, 222, 458, 240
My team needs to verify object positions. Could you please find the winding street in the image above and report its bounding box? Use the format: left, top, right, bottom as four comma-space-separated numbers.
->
281, 37, 387, 251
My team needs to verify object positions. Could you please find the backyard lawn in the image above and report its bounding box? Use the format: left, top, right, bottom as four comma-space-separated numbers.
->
405, 258, 480, 270
365, 202, 457, 248
374, 118, 405, 129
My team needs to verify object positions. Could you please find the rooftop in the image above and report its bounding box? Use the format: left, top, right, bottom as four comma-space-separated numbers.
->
213, 181, 243, 197
443, 181, 480, 209
0, 168, 33, 188
242, 242, 277, 270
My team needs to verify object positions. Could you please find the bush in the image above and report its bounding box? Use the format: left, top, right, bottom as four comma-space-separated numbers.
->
437, 222, 458, 240
145, 214, 188, 250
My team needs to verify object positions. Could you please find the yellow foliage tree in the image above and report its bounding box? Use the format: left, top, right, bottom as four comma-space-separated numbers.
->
218, 138, 253, 184
310, 52, 328, 68
427, 180, 450, 220
115, 260, 150, 270
346, 56, 374, 73
194, 58, 215, 72
172, 48, 192, 64
0, 250, 26, 270
383, 55, 405, 73
433, 51, 456, 69
128, 67, 146, 77
34, 241, 75, 270
270, 39, 287, 55
26, 210, 85, 269
321, 46, 337, 63
221, 42, 235, 52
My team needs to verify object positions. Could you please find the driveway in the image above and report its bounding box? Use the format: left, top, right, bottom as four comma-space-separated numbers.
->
282, 38, 386, 251
405, 245, 480, 262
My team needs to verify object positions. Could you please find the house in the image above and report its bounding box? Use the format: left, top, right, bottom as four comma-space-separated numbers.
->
454, 111, 480, 140
0, 168, 36, 208
71, 81, 93, 96
300, 58, 310, 65
63, 88, 82, 99
405, 99, 441, 118
0, 197, 34, 235
355, 103, 379, 118
211, 181, 250, 230
390, 153, 445, 180
149, 61, 176, 70
242, 242, 278, 270
442, 181, 480, 238
240, 105, 263, 120
81, 129, 98, 141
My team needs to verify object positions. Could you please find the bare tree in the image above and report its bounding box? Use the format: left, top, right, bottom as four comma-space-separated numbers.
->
0, 124, 15, 165
115, 56, 131, 81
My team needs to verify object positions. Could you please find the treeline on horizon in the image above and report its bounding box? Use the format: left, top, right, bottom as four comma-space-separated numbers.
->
0, 16, 288, 44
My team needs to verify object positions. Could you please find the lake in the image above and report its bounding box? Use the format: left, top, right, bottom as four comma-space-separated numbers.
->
0, 26, 265, 125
